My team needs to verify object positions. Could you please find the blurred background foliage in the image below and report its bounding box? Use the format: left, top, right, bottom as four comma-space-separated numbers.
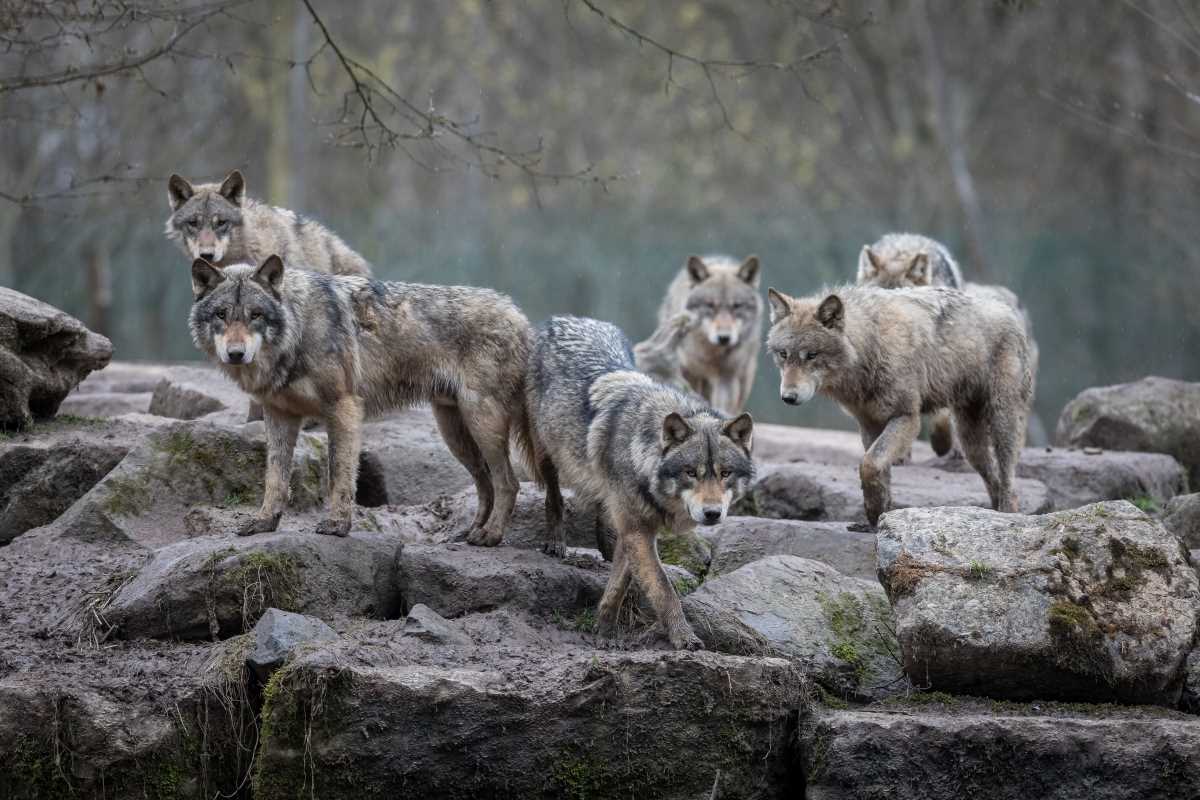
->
2, 0, 1199, 428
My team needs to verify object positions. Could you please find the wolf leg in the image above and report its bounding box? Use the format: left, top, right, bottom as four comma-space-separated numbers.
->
710, 377, 739, 416
929, 408, 961, 459
432, 403, 493, 532
859, 413, 920, 528
596, 536, 631, 636
462, 400, 519, 547
541, 456, 567, 558
316, 395, 363, 537
955, 407, 1002, 509
989, 401, 1027, 513
624, 524, 702, 650
238, 405, 301, 536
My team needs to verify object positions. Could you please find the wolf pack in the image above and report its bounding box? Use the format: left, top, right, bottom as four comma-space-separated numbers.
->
167, 171, 1036, 651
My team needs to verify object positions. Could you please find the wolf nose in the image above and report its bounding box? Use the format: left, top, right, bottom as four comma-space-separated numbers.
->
200, 252, 215, 262
781, 392, 800, 405
226, 349, 245, 364
702, 508, 723, 525
716, 334, 732, 346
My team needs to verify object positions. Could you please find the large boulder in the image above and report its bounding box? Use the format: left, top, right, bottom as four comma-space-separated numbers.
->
931, 446, 1186, 512
877, 502, 1199, 705
148, 364, 250, 422
355, 409, 478, 506
802, 707, 1200, 800
247, 607, 338, 683
1164, 493, 1200, 550
104, 531, 403, 640
0, 287, 112, 430
1057, 376, 1200, 486
683, 555, 902, 700
737, 461, 1051, 523
253, 642, 804, 799
706, 517, 877, 579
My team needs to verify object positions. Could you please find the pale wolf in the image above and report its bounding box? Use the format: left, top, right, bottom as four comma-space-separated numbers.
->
766, 285, 1032, 528
166, 170, 371, 276
188, 256, 532, 541
527, 316, 755, 649
654, 255, 763, 414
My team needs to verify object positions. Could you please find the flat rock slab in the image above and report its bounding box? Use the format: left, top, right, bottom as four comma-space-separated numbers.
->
753, 422, 934, 466
399, 543, 608, 618
57, 390, 152, 418
737, 461, 1051, 523
355, 408, 484, 506
803, 708, 1200, 800
1057, 376, 1200, 487
706, 516, 877, 579
0, 287, 112, 430
930, 446, 1186, 512
254, 644, 804, 799
72, 361, 176, 395
877, 501, 1199, 706
148, 364, 250, 422
1164, 493, 1200, 550
105, 531, 403, 640
683, 555, 902, 700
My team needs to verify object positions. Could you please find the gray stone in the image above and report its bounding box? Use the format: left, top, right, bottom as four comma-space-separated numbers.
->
1057, 376, 1200, 486
877, 501, 1199, 705
0, 440, 126, 544
1164, 493, 1200, 549
72, 361, 175, 395
148, 364, 250, 422
401, 603, 472, 646
0, 287, 112, 430
753, 422, 933, 466
707, 516, 877, 579
58, 390, 152, 418
105, 531, 403, 640
802, 708, 1200, 800
247, 607, 338, 682
737, 461, 1051, 523
354, 409, 479, 506
1183, 650, 1200, 713
683, 555, 903, 700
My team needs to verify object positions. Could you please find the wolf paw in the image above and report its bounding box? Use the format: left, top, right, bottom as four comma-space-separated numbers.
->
236, 513, 281, 536
542, 539, 567, 559
668, 626, 704, 651
315, 517, 351, 537
467, 526, 504, 547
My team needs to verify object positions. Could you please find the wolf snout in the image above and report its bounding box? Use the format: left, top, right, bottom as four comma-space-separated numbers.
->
702, 507, 723, 525
225, 345, 246, 364
200, 252, 215, 261
715, 333, 732, 346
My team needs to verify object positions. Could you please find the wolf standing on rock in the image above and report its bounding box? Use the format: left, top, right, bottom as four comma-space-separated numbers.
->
766, 285, 1033, 528
527, 316, 755, 649
166, 170, 371, 276
188, 255, 532, 541
654, 255, 763, 415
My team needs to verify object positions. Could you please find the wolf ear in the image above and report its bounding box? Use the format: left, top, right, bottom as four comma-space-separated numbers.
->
816, 294, 845, 330
906, 253, 930, 284
254, 255, 285, 294
685, 256, 709, 285
737, 255, 760, 287
857, 246, 884, 281
767, 288, 792, 323
191, 259, 225, 300
168, 174, 194, 210
218, 170, 246, 206
661, 412, 694, 451
722, 412, 754, 453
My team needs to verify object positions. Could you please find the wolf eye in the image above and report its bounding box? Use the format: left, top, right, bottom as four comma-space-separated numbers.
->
186, 217, 200, 228
215, 219, 229, 231
250, 310, 263, 321
684, 468, 698, 479
718, 468, 732, 479
775, 348, 788, 360
214, 309, 227, 321
805, 351, 818, 362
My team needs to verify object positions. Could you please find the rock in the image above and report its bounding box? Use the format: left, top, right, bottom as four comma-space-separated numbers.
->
247, 607, 338, 682
355, 409, 479, 506
105, 531, 403, 640
1183, 650, 1200, 713
57, 391, 152, 418
736, 461, 1051, 523
753, 422, 934, 466
802, 707, 1200, 800
1164, 493, 1200, 550
683, 555, 902, 700
0, 287, 112, 430
253, 643, 804, 799
148, 364, 250, 422
399, 544, 607, 619
72, 361, 175, 395
401, 603, 472, 646
931, 446, 1186, 512
409, 483, 603, 550
1057, 376, 1200, 486
877, 501, 1200, 706
706, 516, 877, 579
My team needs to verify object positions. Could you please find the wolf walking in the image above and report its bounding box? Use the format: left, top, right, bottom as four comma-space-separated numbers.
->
766, 285, 1033, 528
188, 256, 531, 541
654, 255, 763, 415
166, 170, 371, 276
527, 316, 755, 649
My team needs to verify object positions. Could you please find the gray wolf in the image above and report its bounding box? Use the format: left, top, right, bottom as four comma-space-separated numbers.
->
166, 170, 371, 276
654, 255, 763, 414
766, 285, 1032, 528
188, 256, 532, 541
527, 316, 755, 649
632, 310, 696, 391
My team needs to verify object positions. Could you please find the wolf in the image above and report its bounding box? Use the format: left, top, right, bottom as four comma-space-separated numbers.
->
632, 310, 696, 391
527, 316, 755, 649
766, 285, 1032, 528
188, 255, 532, 541
166, 170, 371, 276
654, 255, 763, 415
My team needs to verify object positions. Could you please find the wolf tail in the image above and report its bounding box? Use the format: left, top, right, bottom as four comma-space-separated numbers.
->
512, 378, 544, 488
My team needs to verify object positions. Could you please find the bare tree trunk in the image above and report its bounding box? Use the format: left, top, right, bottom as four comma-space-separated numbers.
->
916, 0, 990, 279
289, 2, 310, 210
265, 0, 293, 205
84, 244, 111, 337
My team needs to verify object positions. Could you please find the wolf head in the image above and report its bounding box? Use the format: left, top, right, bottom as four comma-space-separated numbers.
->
656, 411, 755, 525
857, 244, 931, 289
766, 288, 856, 406
188, 256, 287, 366
167, 171, 247, 264
682, 255, 761, 348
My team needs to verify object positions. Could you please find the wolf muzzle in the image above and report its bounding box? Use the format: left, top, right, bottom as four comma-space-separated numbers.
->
780, 381, 816, 406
